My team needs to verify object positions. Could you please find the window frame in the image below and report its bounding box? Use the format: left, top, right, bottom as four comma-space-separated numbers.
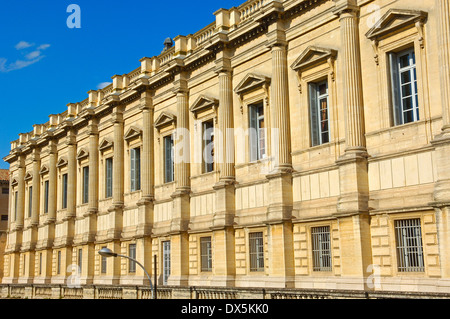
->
129, 243, 137, 274
105, 157, 113, 199
248, 102, 266, 162
200, 236, 213, 272
249, 231, 265, 272
311, 225, 332, 272
309, 79, 330, 147
202, 120, 215, 174
82, 166, 89, 204
163, 135, 175, 184
61, 173, 68, 209
130, 147, 141, 192
394, 218, 425, 273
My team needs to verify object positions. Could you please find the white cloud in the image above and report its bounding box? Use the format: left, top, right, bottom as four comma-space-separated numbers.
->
0, 56, 44, 73
97, 82, 112, 90
15, 41, 34, 50
37, 44, 51, 51
25, 51, 41, 60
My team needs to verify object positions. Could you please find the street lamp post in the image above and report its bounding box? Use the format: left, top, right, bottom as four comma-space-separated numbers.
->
98, 247, 156, 299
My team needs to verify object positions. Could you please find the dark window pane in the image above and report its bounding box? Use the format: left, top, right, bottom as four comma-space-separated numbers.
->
401, 71, 411, 84
399, 54, 410, 68
403, 110, 414, 124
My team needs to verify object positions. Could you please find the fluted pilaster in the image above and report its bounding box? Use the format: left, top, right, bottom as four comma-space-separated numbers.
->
88, 120, 99, 214
66, 131, 77, 218
175, 89, 190, 192
15, 155, 26, 230
271, 45, 292, 171
218, 70, 235, 181
140, 92, 154, 201
112, 109, 124, 208
47, 141, 57, 222
31, 150, 41, 225
339, 9, 366, 152
438, 0, 450, 133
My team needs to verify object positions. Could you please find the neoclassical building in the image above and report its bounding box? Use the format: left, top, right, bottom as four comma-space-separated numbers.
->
2, 0, 450, 298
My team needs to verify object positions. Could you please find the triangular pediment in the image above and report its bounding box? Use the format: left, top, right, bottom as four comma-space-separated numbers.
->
56, 157, 68, 168
24, 172, 33, 181
366, 9, 428, 40
291, 46, 337, 71
99, 137, 114, 151
124, 126, 142, 141
76, 148, 89, 161
234, 73, 271, 95
154, 112, 176, 131
39, 165, 49, 175
190, 95, 218, 118
11, 177, 18, 187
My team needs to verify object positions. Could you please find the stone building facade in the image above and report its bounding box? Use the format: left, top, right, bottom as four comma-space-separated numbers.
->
2, 0, 450, 297
0, 169, 9, 281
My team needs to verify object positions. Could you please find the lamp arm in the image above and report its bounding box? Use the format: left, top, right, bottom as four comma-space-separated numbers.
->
116, 254, 154, 299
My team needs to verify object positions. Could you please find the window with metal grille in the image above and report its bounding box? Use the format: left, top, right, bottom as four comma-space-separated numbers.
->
249, 232, 264, 272
311, 226, 332, 272
162, 241, 171, 285
57, 251, 61, 275
129, 244, 136, 273
395, 218, 425, 272
200, 237, 212, 272
2, 187, 9, 194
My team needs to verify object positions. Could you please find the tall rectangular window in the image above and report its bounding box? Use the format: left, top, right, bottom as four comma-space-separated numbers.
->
57, 251, 61, 275
249, 103, 265, 162
309, 80, 330, 146
44, 181, 49, 213
162, 241, 171, 285
62, 174, 68, 209
105, 158, 113, 198
14, 191, 18, 220
129, 244, 136, 273
202, 120, 215, 173
101, 246, 107, 274
28, 186, 33, 218
82, 166, 89, 204
78, 249, 83, 274
200, 237, 212, 272
39, 253, 42, 275
395, 218, 425, 272
164, 135, 174, 183
390, 48, 419, 126
249, 232, 264, 272
311, 226, 332, 272
130, 148, 141, 192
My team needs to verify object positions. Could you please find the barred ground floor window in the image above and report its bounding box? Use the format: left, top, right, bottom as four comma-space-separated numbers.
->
395, 218, 425, 272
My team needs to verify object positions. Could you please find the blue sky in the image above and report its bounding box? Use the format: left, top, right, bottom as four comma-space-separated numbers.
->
0, 0, 244, 169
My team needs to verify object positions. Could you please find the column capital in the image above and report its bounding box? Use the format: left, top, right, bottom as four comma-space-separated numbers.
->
333, 1, 359, 17
139, 90, 154, 110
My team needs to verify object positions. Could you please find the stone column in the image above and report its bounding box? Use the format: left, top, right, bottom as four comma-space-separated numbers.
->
339, 8, 366, 153
169, 73, 190, 286
433, 0, 450, 279
264, 20, 295, 288
438, 0, 450, 133
87, 119, 99, 215
31, 149, 41, 226
137, 91, 155, 238
66, 130, 77, 218
15, 154, 26, 230
112, 108, 124, 209
212, 53, 236, 286
333, 3, 372, 289
47, 140, 58, 223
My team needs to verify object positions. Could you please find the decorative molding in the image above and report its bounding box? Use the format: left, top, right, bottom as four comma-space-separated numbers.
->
99, 137, 114, 152
190, 95, 219, 119
56, 157, 68, 168
76, 148, 89, 161
39, 165, 50, 175
234, 73, 271, 96
154, 112, 177, 132
11, 178, 19, 187
365, 9, 428, 42
124, 126, 143, 141
24, 172, 33, 181
291, 46, 338, 72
